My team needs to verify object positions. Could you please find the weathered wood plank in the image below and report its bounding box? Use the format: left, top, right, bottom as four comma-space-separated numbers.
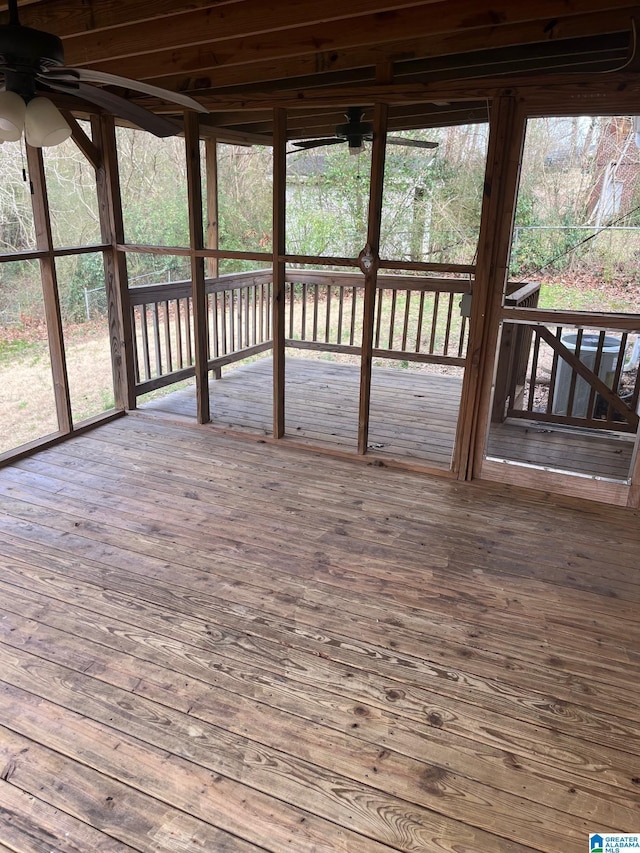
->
1, 573, 638, 822
1, 492, 640, 756
0, 725, 268, 853
0, 780, 138, 853
0, 415, 639, 853
0, 652, 540, 853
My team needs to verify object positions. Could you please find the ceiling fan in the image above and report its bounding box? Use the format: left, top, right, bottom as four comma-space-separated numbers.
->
290, 107, 439, 155
0, 0, 207, 146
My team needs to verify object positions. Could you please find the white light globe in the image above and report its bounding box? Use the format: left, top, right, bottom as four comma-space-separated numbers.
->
25, 97, 71, 147
0, 91, 27, 142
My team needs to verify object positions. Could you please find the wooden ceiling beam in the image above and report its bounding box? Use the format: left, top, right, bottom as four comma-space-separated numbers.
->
394, 31, 628, 74
137, 6, 634, 96
198, 123, 272, 145
87, 3, 636, 91
212, 99, 483, 131
152, 70, 640, 112
59, 0, 440, 65
1, 0, 244, 37
205, 101, 489, 138
185, 26, 627, 106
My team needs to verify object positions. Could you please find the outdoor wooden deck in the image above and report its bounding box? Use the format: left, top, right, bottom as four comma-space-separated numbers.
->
143, 356, 462, 469
143, 356, 636, 479
1, 414, 639, 853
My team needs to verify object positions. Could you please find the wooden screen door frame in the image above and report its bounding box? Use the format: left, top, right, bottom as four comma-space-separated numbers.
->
470, 98, 640, 508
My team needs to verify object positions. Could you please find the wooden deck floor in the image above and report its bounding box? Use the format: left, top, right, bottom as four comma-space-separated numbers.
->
1, 414, 639, 852
143, 356, 462, 469
142, 356, 636, 479
486, 420, 635, 481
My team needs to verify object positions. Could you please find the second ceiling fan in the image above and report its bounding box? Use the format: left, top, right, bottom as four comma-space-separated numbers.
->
290, 107, 439, 154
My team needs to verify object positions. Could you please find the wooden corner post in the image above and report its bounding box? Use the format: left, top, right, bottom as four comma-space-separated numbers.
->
184, 111, 211, 424
93, 114, 136, 411
455, 94, 526, 480
272, 107, 287, 438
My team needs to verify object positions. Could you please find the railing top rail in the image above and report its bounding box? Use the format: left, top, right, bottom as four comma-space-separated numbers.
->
285, 268, 472, 292
128, 269, 272, 304
505, 281, 541, 304
502, 307, 640, 332
129, 267, 475, 305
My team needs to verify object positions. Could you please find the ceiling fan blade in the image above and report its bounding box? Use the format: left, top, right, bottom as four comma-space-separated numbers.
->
42, 67, 208, 114
387, 137, 439, 149
42, 79, 181, 137
290, 137, 343, 151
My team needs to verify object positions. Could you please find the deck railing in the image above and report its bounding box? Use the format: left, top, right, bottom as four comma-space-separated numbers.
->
129, 268, 472, 399
503, 322, 639, 432
130, 269, 272, 395
285, 270, 470, 366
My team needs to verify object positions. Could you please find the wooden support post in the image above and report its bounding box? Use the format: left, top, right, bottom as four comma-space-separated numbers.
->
184, 111, 210, 424
272, 107, 287, 438
357, 101, 388, 455
454, 94, 526, 480
205, 138, 219, 280
93, 114, 136, 411
628, 436, 640, 507
26, 144, 72, 433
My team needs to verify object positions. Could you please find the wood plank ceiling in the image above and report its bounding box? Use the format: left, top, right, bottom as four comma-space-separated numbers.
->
1, 0, 638, 142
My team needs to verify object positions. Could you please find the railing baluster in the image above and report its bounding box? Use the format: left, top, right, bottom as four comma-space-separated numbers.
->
350, 285, 357, 346
152, 302, 162, 377
211, 292, 219, 358
429, 292, 440, 354
325, 284, 332, 343
526, 330, 541, 413
244, 286, 249, 347
252, 284, 257, 346
229, 290, 237, 352
175, 299, 184, 369
140, 305, 151, 380
266, 280, 272, 337
401, 290, 411, 351
131, 307, 141, 383
237, 286, 243, 349
301, 282, 307, 340
545, 326, 562, 414
220, 292, 227, 355
259, 283, 265, 343
387, 289, 397, 349
587, 330, 606, 419
565, 328, 583, 417
443, 293, 454, 356
288, 281, 294, 338
312, 283, 319, 341
607, 332, 628, 424
458, 315, 467, 358
184, 298, 193, 365
163, 300, 172, 372
337, 286, 344, 345
374, 287, 383, 348
415, 291, 425, 353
